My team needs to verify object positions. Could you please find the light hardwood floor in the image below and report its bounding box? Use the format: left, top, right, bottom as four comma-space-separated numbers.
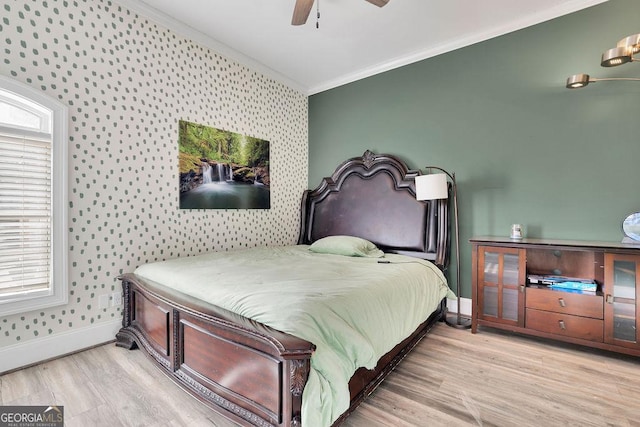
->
1, 323, 638, 426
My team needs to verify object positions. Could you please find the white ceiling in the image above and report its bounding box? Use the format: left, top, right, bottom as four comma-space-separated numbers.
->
120, 0, 608, 95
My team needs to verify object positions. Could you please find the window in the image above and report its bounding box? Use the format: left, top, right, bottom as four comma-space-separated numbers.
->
0, 75, 68, 316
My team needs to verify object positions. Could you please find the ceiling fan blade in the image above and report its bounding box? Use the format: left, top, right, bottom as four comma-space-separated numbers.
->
292, 0, 315, 25
365, 0, 389, 6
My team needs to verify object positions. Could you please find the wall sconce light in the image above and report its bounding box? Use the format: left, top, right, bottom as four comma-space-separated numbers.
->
566, 33, 640, 88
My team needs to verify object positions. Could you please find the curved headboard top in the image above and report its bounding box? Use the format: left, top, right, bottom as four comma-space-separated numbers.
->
298, 150, 450, 269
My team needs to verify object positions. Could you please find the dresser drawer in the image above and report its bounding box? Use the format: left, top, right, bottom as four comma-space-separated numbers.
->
525, 309, 604, 342
526, 287, 603, 319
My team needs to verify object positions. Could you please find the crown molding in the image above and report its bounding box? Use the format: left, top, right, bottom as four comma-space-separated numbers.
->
115, 0, 308, 95
307, 0, 609, 94
115, 0, 608, 96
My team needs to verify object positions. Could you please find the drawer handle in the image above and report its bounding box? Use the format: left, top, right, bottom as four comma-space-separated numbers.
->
558, 298, 566, 308
558, 320, 566, 330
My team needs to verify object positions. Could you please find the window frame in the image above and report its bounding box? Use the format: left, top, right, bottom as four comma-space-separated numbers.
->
0, 75, 68, 316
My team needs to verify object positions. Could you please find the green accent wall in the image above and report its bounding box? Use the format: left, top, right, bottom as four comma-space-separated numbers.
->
309, 0, 640, 298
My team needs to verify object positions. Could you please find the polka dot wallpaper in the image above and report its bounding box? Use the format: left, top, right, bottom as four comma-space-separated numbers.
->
0, 0, 308, 346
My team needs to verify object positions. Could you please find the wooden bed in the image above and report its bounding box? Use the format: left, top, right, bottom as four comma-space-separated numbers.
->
116, 150, 450, 427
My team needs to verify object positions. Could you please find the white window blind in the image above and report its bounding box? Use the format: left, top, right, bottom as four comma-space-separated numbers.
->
0, 131, 53, 300
0, 75, 66, 316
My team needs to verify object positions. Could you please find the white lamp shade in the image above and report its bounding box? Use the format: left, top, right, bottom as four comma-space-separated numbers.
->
415, 173, 448, 201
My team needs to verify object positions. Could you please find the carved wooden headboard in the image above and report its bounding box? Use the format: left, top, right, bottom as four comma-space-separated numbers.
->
298, 150, 450, 269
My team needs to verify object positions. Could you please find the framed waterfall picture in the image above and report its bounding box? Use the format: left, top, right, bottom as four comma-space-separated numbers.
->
178, 120, 270, 209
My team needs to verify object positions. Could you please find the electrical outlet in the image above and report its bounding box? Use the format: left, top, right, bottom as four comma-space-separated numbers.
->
112, 291, 122, 306
99, 294, 110, 309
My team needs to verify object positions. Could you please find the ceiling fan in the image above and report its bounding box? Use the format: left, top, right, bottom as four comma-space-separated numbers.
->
291, 0, 390, 26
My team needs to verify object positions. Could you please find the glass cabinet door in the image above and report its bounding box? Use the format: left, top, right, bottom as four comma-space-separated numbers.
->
482, 251, 499, 317
502, 253, 520, 321
477, 247, 525, 327
605, 254, 640, 348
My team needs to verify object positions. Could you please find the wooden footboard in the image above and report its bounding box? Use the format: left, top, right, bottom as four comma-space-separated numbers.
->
116, 273, 315, 427
117, 272, 445, 426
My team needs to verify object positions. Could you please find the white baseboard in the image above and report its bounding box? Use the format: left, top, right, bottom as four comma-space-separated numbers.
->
0, 319, 121, 374
0, 299, 471, 373
447, 296, 471, 317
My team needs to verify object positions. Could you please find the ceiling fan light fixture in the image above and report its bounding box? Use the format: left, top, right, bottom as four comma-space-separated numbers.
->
566, 74, 591, 89
601, 46, 634, 67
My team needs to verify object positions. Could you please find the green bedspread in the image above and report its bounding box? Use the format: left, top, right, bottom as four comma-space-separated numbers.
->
134, 245, 452, 427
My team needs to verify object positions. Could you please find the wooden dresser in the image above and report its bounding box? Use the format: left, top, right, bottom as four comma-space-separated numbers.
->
471, 237, 640, 357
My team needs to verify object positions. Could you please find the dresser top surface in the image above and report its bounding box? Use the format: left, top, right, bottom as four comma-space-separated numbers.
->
470, 236, 640, 251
